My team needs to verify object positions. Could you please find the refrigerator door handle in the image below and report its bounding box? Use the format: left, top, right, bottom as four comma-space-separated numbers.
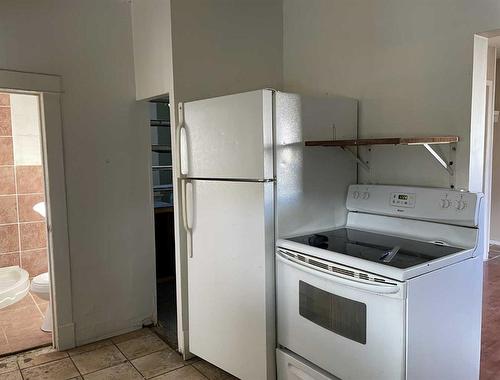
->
177, 103, 189, 176
181, 179, 194, 258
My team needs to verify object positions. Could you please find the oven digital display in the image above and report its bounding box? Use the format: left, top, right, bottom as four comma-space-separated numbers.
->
398, 194, 408, 200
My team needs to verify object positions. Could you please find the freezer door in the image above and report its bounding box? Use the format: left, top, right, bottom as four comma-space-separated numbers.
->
185, 180, 275, 380
181, 89, 274, 180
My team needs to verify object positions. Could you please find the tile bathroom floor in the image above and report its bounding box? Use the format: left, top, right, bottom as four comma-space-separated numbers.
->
0, 327, 237, 380
0, 292, 50, 356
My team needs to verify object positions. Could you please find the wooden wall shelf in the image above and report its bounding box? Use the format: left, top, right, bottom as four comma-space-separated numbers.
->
305, 135, 459, 188
305, 136, 459, 147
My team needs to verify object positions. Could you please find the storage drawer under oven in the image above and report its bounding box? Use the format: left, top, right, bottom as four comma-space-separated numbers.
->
276, 248, 406, 380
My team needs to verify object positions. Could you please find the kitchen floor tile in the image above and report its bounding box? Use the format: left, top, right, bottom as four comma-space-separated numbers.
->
0, 355, 19, 375
0, 370, 22, 380
131, 348, 184, 378
151, 365, 208, 380
83, 362, 143, 380
192, 360, 238, 380
115, 333, 167, 360
17, 346, 67, 369
21, 358, 79, 380
110, 327, 154, 344
71, 345, 126, 375
67, 339, 113, 357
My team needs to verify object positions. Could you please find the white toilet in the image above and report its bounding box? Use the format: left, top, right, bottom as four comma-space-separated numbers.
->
31, 272, 52, 332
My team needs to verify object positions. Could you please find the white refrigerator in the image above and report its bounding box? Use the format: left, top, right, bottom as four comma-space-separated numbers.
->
178, 89, 357, 380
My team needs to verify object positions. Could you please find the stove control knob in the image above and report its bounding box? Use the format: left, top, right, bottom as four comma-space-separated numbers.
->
353, 191, 360, 199
362, 192, 370, 200
440, 199, 451, 208
455, 200, 467, 210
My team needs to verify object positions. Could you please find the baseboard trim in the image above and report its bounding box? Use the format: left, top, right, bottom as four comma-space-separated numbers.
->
56, 322, 76, 351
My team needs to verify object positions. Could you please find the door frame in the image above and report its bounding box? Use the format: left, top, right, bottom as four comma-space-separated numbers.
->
0, 69, 75, 350
483, 79, 495, 259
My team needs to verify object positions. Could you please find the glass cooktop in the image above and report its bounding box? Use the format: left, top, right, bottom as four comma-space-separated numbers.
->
288, 228, 463, 269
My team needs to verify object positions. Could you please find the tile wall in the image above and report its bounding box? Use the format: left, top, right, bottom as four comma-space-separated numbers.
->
0, 92, 48, 278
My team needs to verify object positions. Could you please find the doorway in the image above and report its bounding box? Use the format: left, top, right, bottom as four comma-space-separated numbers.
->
0, 69, 74, 352
148, 98, 178, 349
0, 91, 51, 354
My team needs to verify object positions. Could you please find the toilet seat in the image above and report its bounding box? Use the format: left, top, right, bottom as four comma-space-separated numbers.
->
31, 272, 50, 294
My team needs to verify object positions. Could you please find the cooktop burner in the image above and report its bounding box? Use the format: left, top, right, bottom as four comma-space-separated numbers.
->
288, 228, 463, 269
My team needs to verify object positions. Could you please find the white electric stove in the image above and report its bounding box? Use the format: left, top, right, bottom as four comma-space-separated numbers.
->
276, 185, 484, 380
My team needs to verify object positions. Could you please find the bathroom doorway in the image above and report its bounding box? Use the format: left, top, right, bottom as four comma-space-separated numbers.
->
0, 70, 74, 353
148, 98, 178, 349
0, 91, 52, 354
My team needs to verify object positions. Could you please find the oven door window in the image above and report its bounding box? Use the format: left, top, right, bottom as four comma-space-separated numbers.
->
299, 281, 367, 344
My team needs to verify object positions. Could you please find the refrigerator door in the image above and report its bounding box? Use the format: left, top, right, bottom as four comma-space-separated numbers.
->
276, 92, 358, 238
184, 179, 275, 380
180, 89, 274, 180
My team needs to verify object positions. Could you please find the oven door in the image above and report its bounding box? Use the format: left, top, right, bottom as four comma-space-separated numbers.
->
276, 248, 406, 380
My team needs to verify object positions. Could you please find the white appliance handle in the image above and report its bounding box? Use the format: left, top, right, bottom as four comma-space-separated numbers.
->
288, 365, 317, 380
181, 179, 193, 258
177, 102, 188, 176
276, 252, 400, 295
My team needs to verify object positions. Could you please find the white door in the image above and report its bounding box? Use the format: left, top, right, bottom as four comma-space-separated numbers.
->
184, 179, 275, 380
181, 89, 273, 179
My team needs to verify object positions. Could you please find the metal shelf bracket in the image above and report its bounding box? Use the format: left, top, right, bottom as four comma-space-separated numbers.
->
421, 142, 456, 187
341, 146, 370, 172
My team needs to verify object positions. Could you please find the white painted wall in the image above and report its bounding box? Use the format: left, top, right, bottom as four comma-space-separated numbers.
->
170, 0, 283, 102
131, 0, 173, 101
0, 1, 155, 345
283, 0, 500, 190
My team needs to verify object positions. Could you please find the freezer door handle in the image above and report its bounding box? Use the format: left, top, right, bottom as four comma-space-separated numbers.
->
181, 179, 194, 258
177, 103, 189, 176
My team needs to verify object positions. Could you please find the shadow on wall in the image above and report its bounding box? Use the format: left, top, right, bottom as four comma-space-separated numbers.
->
0, 93, 48, 278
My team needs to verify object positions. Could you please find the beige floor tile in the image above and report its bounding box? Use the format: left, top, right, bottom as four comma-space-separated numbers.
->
83, 362, 143, 380
0, 369, 22, 380
21, 357, 79, 380
116, 333, 167, 360
67, 339, 113, 357
111, 328, 153, 344
192, 360, 238, 380
131, 348, 184, 378
0, 355, 18, 375
151, 365, 208, 380
17, 346, 68, 369
71, 345, 126, 375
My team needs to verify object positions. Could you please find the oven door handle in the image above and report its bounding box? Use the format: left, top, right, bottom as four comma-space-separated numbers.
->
277, 252, 401, 295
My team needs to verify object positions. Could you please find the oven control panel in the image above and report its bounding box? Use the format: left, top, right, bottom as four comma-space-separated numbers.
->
347, 185, 482, 227
390, 192, 416, 208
